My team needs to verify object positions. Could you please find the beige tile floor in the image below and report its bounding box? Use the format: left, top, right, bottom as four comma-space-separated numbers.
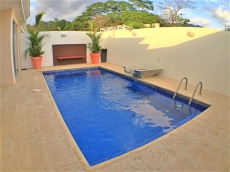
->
1, 63, 229, 172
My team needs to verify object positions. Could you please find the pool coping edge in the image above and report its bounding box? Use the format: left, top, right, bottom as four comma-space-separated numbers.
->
40, 66, 214, 172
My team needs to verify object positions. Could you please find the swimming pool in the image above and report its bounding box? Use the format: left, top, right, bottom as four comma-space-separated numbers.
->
43, 67, 209, 166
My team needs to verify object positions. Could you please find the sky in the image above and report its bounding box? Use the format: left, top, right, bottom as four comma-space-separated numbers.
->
28, 0, 230, 30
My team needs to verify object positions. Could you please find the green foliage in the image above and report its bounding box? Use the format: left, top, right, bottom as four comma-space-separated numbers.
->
56, 19, 71, 30
128, 0, 154, 11
88, 20, 97, 32
83, 2, 106, 18
35, 12, 46, 28
80, 1, 165, 29
35, 21, 58, 31
114, 1, 135, 12
26, 1, 169, 31
27, 19, 71, 31
129, 22, 144, 29
106, 13, 122, 26
69, 16, 90, 31
81, 0, 135, 19
182, 18, 190, 26
72, 0, 156, 30
26, 30, 45, 57
63, 23, 78, 31
26, 12, 46, 58
86, 32, 102, 53
120, 11, 165, 25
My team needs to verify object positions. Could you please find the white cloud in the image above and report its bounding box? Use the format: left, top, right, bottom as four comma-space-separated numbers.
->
179, 1, 229, 29
206, 6, 230, 24
212, 6, 230, 22
190, 17, 210, 26
27, 0, 107, 24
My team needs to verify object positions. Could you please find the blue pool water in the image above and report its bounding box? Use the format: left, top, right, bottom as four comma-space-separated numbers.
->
43, 67, 209, 166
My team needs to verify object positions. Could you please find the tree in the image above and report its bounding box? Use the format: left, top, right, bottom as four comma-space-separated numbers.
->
115, 1, 135, 12
105, 13, 122, 27
119, 11, 166, 26
83, 2, 106, 18
172, 13, 191, 26
80, 1, 134, 20
78, 0, 154, 22
128, 0, 154, 11
35, 21, 57, 31
94, 15, 110, 30
71, 0, 161, 31
181, 18, 190, 26
27, 0, 167, 31
56, 19, 71, 31
69, 15, 91, 31
157, 0, 195, 26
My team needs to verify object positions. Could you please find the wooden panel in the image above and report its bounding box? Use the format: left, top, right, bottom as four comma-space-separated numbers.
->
53, 44, 87, 66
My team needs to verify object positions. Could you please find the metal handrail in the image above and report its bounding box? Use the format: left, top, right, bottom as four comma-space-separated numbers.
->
189, 82, 203, 105
172, 99, 196, 115
173, 77, 188, 99
172, 99, 184, 110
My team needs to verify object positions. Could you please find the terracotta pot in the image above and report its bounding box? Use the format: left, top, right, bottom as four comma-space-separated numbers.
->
31, 56, 42, 69
90, 53, 100, 64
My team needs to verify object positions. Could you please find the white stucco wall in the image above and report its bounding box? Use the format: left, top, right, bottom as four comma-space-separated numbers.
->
20, 28, 230, 97
20, 31, 95, 69
0, 8, 21, 86
101, 28, 230, 97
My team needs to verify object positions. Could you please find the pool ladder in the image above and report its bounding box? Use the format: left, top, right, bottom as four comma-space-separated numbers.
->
189, 82, 203, 105
173, 77, 188, 99
173, 77, 203, 105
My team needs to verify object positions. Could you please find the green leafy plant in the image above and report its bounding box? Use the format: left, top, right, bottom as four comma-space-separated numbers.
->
86, 32, 102, 53
26, 30, 45, 57
26, 11, 46, 58
86, 21, 102, 53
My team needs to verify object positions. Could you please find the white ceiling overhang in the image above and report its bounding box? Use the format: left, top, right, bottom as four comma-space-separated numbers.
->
0, 0, 30, 23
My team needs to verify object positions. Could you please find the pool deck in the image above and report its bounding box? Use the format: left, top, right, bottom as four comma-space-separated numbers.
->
1, 63, 229, 171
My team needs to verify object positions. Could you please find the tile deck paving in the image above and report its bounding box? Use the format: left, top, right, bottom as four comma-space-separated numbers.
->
1, 63, 229, 172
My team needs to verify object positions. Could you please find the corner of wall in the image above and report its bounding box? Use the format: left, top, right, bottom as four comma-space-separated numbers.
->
0, 8, 16, 86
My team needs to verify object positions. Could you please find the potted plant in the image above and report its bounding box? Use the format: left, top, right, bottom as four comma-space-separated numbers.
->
26, 12, 46, 69
86, 21, 102, 64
